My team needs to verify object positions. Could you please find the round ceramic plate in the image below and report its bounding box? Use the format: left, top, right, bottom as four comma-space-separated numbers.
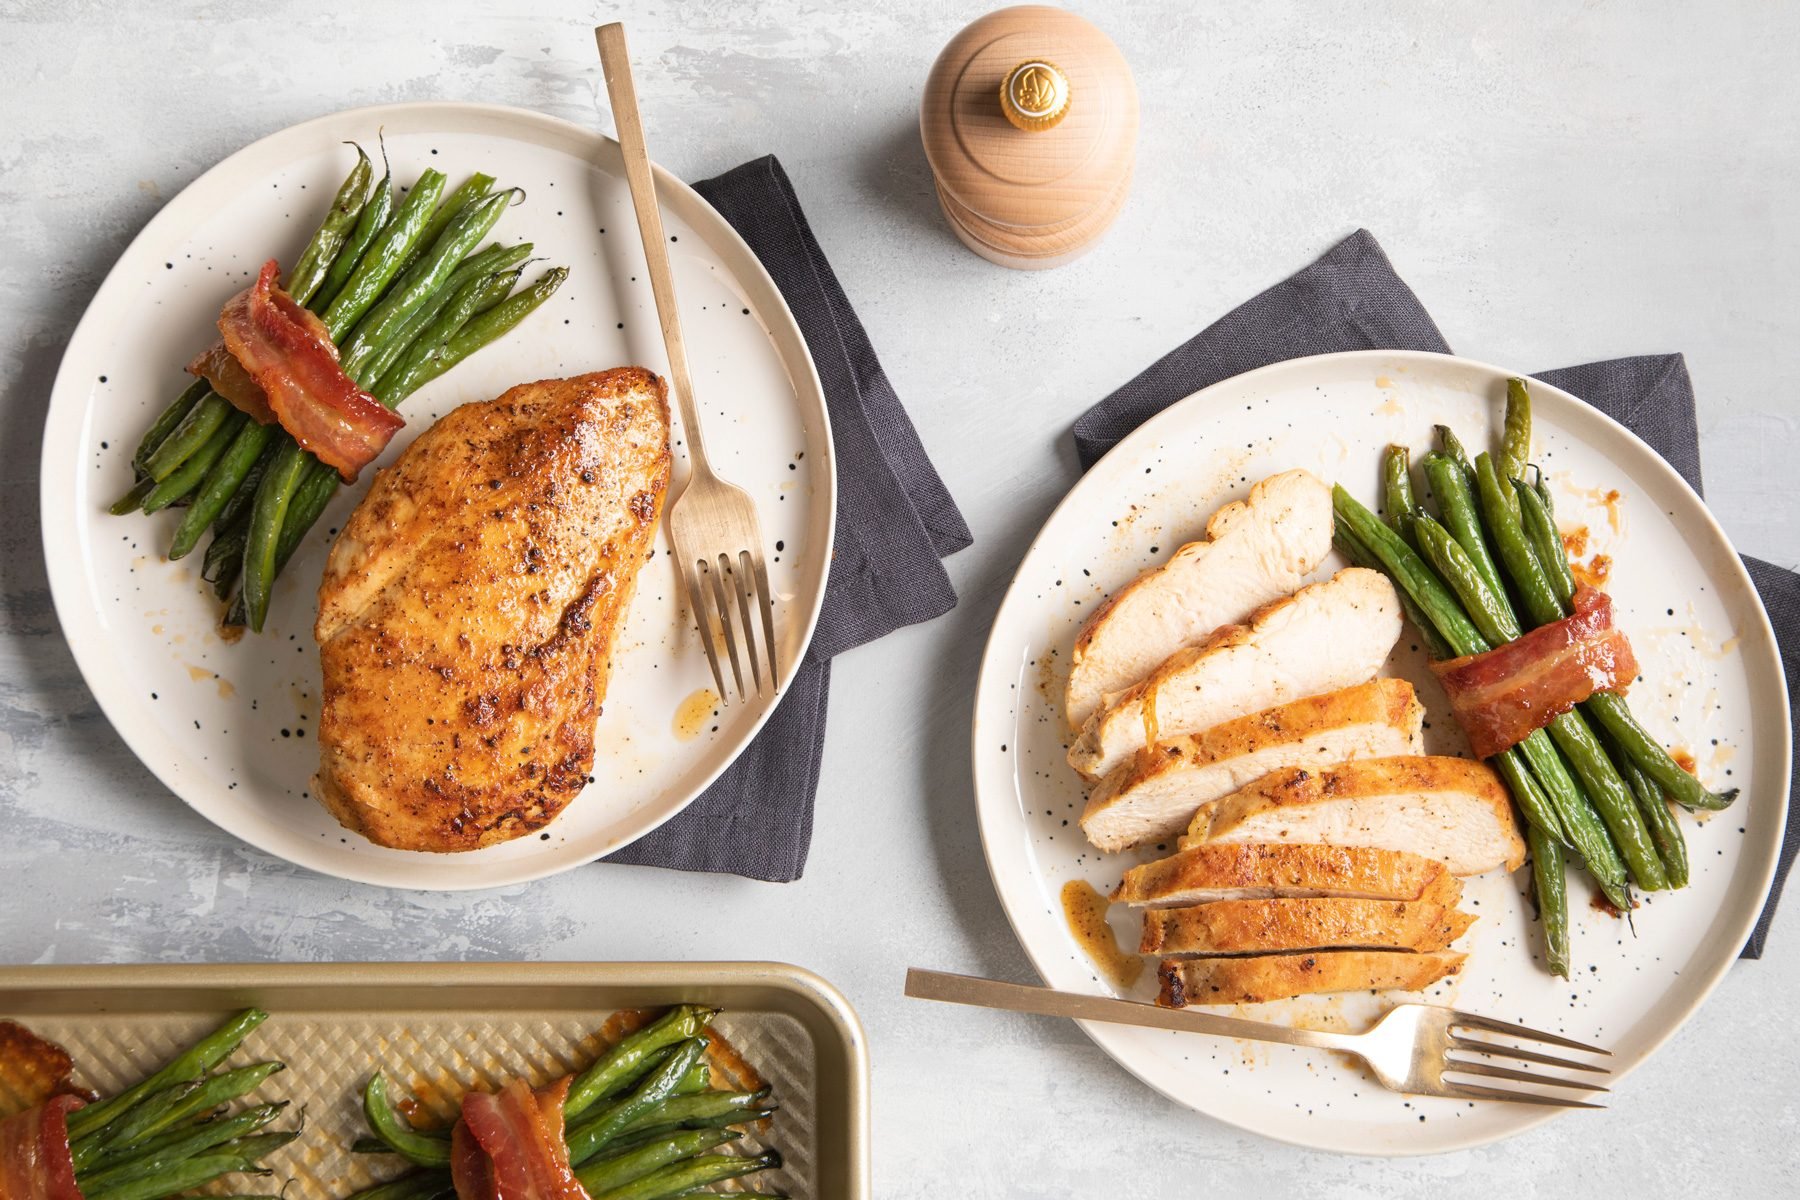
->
971, 349, 1789, 1155
40, 102, 835, 889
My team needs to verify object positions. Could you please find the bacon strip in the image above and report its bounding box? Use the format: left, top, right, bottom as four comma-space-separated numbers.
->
453, 1076, 586, 1200
0, 1096, 86, 1200
215, 259, 403, 482
1431, 585, 1638, 758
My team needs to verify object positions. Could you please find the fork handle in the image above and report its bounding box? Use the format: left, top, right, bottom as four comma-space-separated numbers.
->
905, 968, 1357, 1053
596, 22, 714, 478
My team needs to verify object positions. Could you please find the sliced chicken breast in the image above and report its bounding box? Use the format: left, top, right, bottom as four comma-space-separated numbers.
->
1183, 757, 1526, 876
1068, 567, 1403, 781
1114, 843, 1461, 909
1080, 679, 1423, 852
1157, 950, 1467, 1006
1141, 897, 1475, 957
1064, 469, 1332, 728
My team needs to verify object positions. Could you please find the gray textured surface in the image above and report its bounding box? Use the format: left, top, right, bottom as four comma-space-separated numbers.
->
2, 0, 1797, 1193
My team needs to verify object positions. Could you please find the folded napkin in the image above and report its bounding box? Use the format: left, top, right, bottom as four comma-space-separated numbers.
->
604, 157, 972, 882
1073, 229, 1799, 958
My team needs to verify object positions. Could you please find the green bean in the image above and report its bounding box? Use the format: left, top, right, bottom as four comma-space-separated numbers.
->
1381, 445, 1417, 543
363, 1074, 452, 1167
90, 1062, 286, 1163
589, 1151, 780, 1200
358, 242, 533, 387
79, 1103, 287, 1185
1474, 453, 1562, 628
217, 1130, 299, 1162
169, 420, 276, 558
615, 1089, 774, 1140
340, 187, 515, 375
1413, 513, 1519, 647
1545, 702, 1667, 890
1616, 740, 1689, 888
141, 410, 247, 514
142, 390, 232, 482
566, 1007, 718, 1120
1473, 454, 1668, 888
381, 267, 568, 404
109, 478, 156, 516
574, 1129, 741, 1194
1421, 451, 1508, 607
1491, 748, 1568, 851
1331, 486, 1485, 655
240, 440, 310, 632
1514, 477, 1574, 608
316, 163, 394, 313
287, 145, 374, 306
1528, 823, 1570, 978
413, 173, 497, 263
1332, 513, 1449, 661
373, 268, 521, 403
133, 379, 211, 476
1500, 378, 1532, 502
1583, 692, 1738, 810
340, 1170, 453, 1200
322, 169, 447, 338
68, 1009, 268, 1140
204, 518, 248, 598
566, 1039, 710, 1167
82, 1154, 270, 1200
71, 1079, 204, 1171
213, 441, 278, 532
1434, 423, 1475, 476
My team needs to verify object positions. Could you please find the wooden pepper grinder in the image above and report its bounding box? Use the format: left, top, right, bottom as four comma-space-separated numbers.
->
920, 4, 1139, 269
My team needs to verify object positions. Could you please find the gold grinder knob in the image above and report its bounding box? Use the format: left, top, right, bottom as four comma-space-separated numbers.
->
1000, 59, 1071, 132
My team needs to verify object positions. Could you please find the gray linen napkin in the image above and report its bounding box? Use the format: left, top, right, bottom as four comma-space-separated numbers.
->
605, 157, 972, 881
1072, 229, 1798, 957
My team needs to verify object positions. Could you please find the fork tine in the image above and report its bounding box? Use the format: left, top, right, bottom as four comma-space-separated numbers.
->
1451, 1013, 1612, 1056
709, 554, 747, 699
1437, 1082, 1607, 1110
750, 550, 778, 696
1444, 1058, 1610, 1094
732, 549, 763, 694
684, 558, 727, 701
1450, 1035, 1610, 1075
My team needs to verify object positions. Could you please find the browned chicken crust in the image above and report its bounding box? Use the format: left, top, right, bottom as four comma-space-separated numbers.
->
1140, 896, 1475, 957
313, 368, 671, 852
1157, 949, 1466, 1006
1113, 842, 1461, 909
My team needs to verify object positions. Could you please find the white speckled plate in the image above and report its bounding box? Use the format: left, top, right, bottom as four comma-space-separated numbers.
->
971, 350, 1789, 1155
39, 103, 834, 889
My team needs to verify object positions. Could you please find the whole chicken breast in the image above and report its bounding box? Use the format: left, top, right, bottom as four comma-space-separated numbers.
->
1067, 567, 1404, 781
313, 368, 671, 852
1064, 469, 1332, 729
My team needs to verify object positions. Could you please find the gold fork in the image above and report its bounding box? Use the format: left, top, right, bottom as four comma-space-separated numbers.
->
906, 968, 1611, 1108
597, 22, 779, 703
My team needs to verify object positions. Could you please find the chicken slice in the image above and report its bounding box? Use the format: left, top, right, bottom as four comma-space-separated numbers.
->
1067, 567, 1403, 781
1113, 843, 1462, 909
1157, 950, 1466, 1006
1140, 897, 1475, 957
1065, 469, 1331, 729
1080, 679, 1423, 852
314, 368, 671, 852
1183, 757, 1526, 876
